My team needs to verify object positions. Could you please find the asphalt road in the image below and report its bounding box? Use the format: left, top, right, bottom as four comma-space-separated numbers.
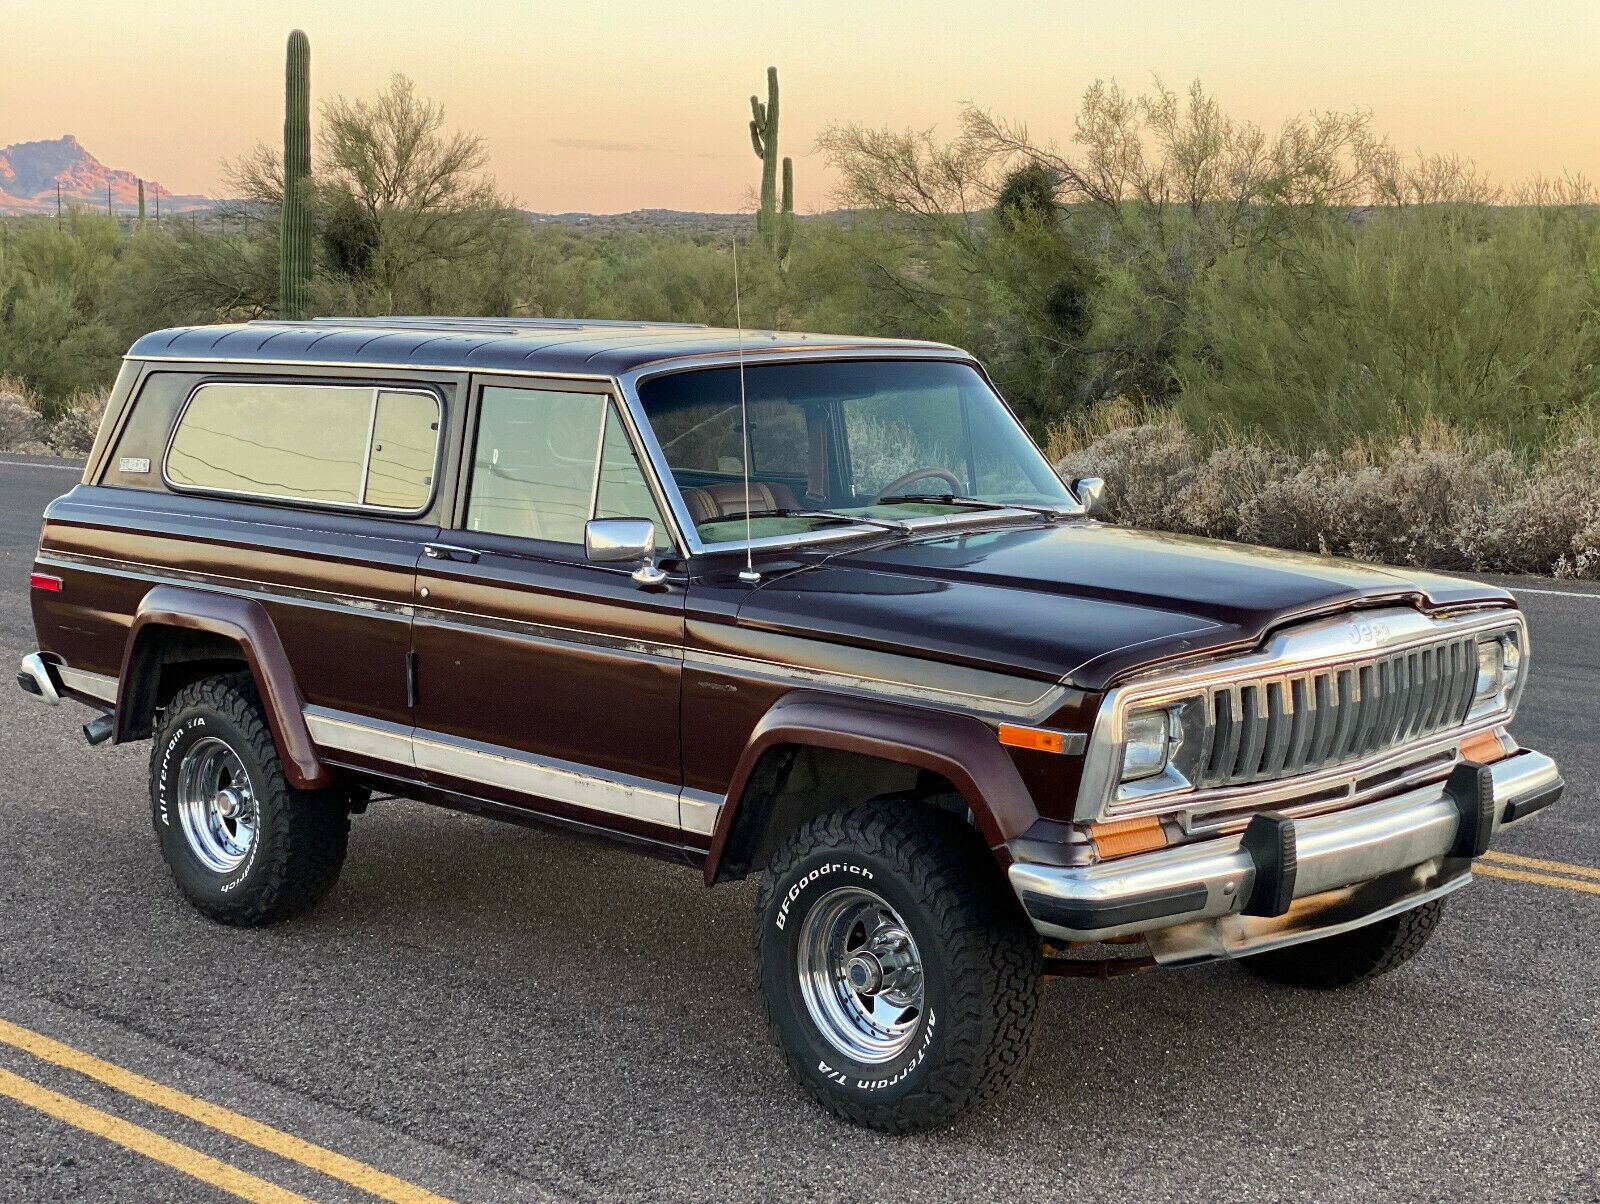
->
1, 455, 1596, 1204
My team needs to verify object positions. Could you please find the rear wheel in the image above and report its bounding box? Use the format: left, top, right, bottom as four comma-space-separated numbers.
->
753, 802, 1041, 1133
150, 672, 350, 926
1241, 899, 1446, 989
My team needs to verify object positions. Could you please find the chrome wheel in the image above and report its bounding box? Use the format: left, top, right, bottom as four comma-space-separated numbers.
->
797, 886, 926, 1064
175, 736, 258, 874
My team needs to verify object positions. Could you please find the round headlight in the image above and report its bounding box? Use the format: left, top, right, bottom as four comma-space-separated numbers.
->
1121, 709, 1172, 781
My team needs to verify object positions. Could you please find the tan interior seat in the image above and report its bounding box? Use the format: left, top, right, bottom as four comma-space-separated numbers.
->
680, 481, 800, 526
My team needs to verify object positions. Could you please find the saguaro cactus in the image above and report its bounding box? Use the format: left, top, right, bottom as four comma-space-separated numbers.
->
748, 66, 794, 260
779, 156, 795, 261
280, 29, 312, 319
137, 179, 146, 226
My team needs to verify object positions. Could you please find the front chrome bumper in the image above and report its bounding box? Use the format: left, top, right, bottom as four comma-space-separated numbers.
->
1009, 749, 1563, 966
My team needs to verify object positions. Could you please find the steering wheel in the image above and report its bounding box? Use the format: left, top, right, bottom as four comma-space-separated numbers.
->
877, 466, 965, 502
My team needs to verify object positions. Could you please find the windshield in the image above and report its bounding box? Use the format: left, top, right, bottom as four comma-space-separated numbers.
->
636, 359, 1071, 545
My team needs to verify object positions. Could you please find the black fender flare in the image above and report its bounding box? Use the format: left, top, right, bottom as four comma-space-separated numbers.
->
116, 584, 331, 790
703, 690, 1037, 885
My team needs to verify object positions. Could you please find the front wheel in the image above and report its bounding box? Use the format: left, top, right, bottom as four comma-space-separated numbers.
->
753, 803, 1041, 1133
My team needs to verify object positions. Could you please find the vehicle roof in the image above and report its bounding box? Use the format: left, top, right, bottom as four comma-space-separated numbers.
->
126, 317, 965, 379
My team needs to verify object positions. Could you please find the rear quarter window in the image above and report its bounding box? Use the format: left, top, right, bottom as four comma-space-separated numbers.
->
102, 372, 206, 490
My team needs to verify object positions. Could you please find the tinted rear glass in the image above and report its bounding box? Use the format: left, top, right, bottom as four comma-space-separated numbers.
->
165, 382, 439, 511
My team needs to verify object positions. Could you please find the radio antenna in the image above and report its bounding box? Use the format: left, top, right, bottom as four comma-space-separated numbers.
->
733, 234, 760, 585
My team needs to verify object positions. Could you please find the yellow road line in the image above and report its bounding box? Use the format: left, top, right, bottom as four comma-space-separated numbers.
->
1481, 849, 1600, 883
0, 1018, 455, 1204
0, 1066, 311, 1204
1476, 862, 1600, 897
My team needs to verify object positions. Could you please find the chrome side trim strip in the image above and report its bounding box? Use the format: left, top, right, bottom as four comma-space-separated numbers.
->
684, 645, 1067, 721
37, 550, 417, 619
46, 496, 428, 548
413, 605, 682, 664
305, 708, 414, 765
413, 731, 681, 827
306, 707, 700, 831
39, 552, 685, 667
55, 665, 117, 704
679, 789, 724, 837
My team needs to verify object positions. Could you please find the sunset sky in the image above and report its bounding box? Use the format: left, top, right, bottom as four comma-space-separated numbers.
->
7, 0, 1599, 213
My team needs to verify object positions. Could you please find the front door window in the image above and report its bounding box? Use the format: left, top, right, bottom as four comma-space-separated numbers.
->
465, 386, 668, 548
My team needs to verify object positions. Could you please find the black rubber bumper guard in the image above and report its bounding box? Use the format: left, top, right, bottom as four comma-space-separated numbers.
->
1238, 759, 1564, 920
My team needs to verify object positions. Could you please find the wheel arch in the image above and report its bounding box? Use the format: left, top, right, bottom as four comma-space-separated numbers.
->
117, 585, 332, 790
704, 691, 1038, 885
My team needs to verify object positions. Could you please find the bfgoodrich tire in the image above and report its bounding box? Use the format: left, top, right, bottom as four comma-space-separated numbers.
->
150, 672, 350, 926
1241, 898, 1446, 989
753, 802, 1041, 1133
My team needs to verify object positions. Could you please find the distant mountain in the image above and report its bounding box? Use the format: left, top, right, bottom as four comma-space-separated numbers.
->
0, 135, 212, 215
521, 208, 854, 235
526, 208, 750, 232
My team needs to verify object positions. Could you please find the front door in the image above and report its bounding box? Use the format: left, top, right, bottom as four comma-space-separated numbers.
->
409, 377, 687, 843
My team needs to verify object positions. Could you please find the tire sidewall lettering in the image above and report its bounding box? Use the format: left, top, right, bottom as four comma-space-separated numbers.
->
156, 712, 260, 895
817, 1007, 937, 1093
156, 715, 206, 828
775, 861, 874, 932
767, 856, 944, 1099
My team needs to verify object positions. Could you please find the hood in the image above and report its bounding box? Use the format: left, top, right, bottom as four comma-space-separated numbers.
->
737, 522, 1513, 691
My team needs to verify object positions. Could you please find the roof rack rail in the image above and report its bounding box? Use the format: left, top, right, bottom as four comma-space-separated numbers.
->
247, 316, 710, 333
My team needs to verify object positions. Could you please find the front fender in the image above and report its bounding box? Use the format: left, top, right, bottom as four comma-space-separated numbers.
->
117, 584, 331, 790
703, 690, 1038, 885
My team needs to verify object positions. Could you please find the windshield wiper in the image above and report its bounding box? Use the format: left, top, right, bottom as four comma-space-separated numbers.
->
724, 508, 911, 534
876, 493, 1072, 521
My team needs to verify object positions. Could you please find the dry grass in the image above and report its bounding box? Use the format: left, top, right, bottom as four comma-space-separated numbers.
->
0, 375, 106, 457
1051, 408, 1600, 579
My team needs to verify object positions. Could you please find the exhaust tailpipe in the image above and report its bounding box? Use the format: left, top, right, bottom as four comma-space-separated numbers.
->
82, 713, 115, 746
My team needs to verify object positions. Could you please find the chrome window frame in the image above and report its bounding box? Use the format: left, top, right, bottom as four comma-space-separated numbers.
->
1073, 605, 1529, 824
614, 349, 1084, 558
139, 349, 1082, 555
161, 379, 444, 517
458, 375, 687, 558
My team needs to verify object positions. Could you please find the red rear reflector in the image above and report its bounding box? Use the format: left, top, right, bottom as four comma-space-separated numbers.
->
29, 573, 62, 592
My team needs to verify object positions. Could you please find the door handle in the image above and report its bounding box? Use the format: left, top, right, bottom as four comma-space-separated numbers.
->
423, 543, 480, 564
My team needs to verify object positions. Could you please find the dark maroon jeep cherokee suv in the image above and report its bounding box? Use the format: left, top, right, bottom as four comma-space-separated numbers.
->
19, 317, 1563, 1131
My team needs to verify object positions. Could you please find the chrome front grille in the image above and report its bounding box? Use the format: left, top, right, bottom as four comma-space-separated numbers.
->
1194, 634, 1479, 789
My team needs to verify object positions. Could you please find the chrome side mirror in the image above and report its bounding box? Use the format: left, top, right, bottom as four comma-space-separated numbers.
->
1071, 476, 1107, 519
585, 518, 667, 586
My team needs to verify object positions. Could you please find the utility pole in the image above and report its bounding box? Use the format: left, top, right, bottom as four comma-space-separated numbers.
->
106, 184, 112, 217
55, 182, 62, 231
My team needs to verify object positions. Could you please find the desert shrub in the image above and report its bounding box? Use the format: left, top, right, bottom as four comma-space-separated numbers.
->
41, 389, 109, 456
1170, 207, 1600, 450
1056, 416, 1600, 579
0, 376, 44, 452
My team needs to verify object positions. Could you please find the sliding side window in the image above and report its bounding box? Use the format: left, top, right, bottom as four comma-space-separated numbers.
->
165, 382, 440, 512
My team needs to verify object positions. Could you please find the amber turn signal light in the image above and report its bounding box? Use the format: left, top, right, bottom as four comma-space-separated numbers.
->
1088, 815, 1168, 858
997, 724, 1067, 754
1460, 729, 1511, 765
